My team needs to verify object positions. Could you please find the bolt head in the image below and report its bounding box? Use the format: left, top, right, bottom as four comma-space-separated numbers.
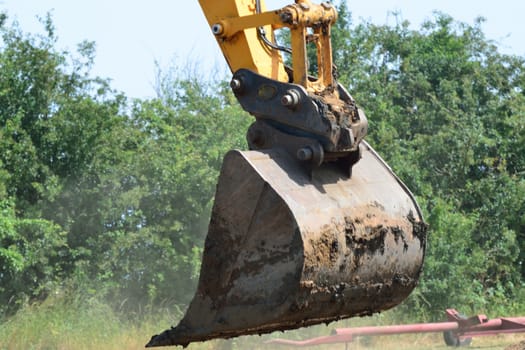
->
297, 147, 313, 161
230, 78, 242, 91
211, 23, 223, 35
281, 94, 294, 106
279, 11, 293, 24
281, 89, 301, 108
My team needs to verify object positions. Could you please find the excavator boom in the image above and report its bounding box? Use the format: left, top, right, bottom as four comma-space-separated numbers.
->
147, 0, 427, 347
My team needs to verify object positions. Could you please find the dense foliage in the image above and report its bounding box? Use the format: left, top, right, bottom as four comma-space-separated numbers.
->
330, 9, 525, 317
0, 3, 524, 326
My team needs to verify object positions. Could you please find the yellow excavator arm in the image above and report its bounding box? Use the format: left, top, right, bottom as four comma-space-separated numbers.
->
199, 0, 288, 82
146, 1, 427, 347
198, 0, 368, 174
199, 0, 336, 90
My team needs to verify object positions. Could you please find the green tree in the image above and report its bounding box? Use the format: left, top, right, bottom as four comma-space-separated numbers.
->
329, 10, 525, 314
0, 199, 68, 316
97, 69, 250, 307
0, 13, 129, 313
1, 11, 251, 313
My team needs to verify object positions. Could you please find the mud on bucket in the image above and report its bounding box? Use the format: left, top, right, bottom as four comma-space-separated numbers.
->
147, 144, 427, 347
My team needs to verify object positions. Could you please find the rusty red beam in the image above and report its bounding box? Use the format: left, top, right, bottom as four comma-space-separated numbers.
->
267, 309, 525, 347
460, 318, 525, 337
266, 322, 459, 347
445, 309, 525, 341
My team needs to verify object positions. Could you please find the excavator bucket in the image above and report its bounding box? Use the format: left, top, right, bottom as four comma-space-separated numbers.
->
147, 142, 427, 347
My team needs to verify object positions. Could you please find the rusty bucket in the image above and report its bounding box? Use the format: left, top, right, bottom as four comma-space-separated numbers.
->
147, 142, 427, 347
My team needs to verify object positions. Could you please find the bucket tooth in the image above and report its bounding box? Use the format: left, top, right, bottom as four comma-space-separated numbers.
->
147, 142, 427, 347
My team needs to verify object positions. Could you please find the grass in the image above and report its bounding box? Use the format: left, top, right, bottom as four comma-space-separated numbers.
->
0, 295, 524, 350
0, 294, 173, 350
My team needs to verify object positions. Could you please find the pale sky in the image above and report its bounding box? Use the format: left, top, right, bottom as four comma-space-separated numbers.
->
2, 1, 524, 99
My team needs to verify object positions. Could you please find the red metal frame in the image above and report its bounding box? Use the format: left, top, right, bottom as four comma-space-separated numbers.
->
267, 309, 525, 347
